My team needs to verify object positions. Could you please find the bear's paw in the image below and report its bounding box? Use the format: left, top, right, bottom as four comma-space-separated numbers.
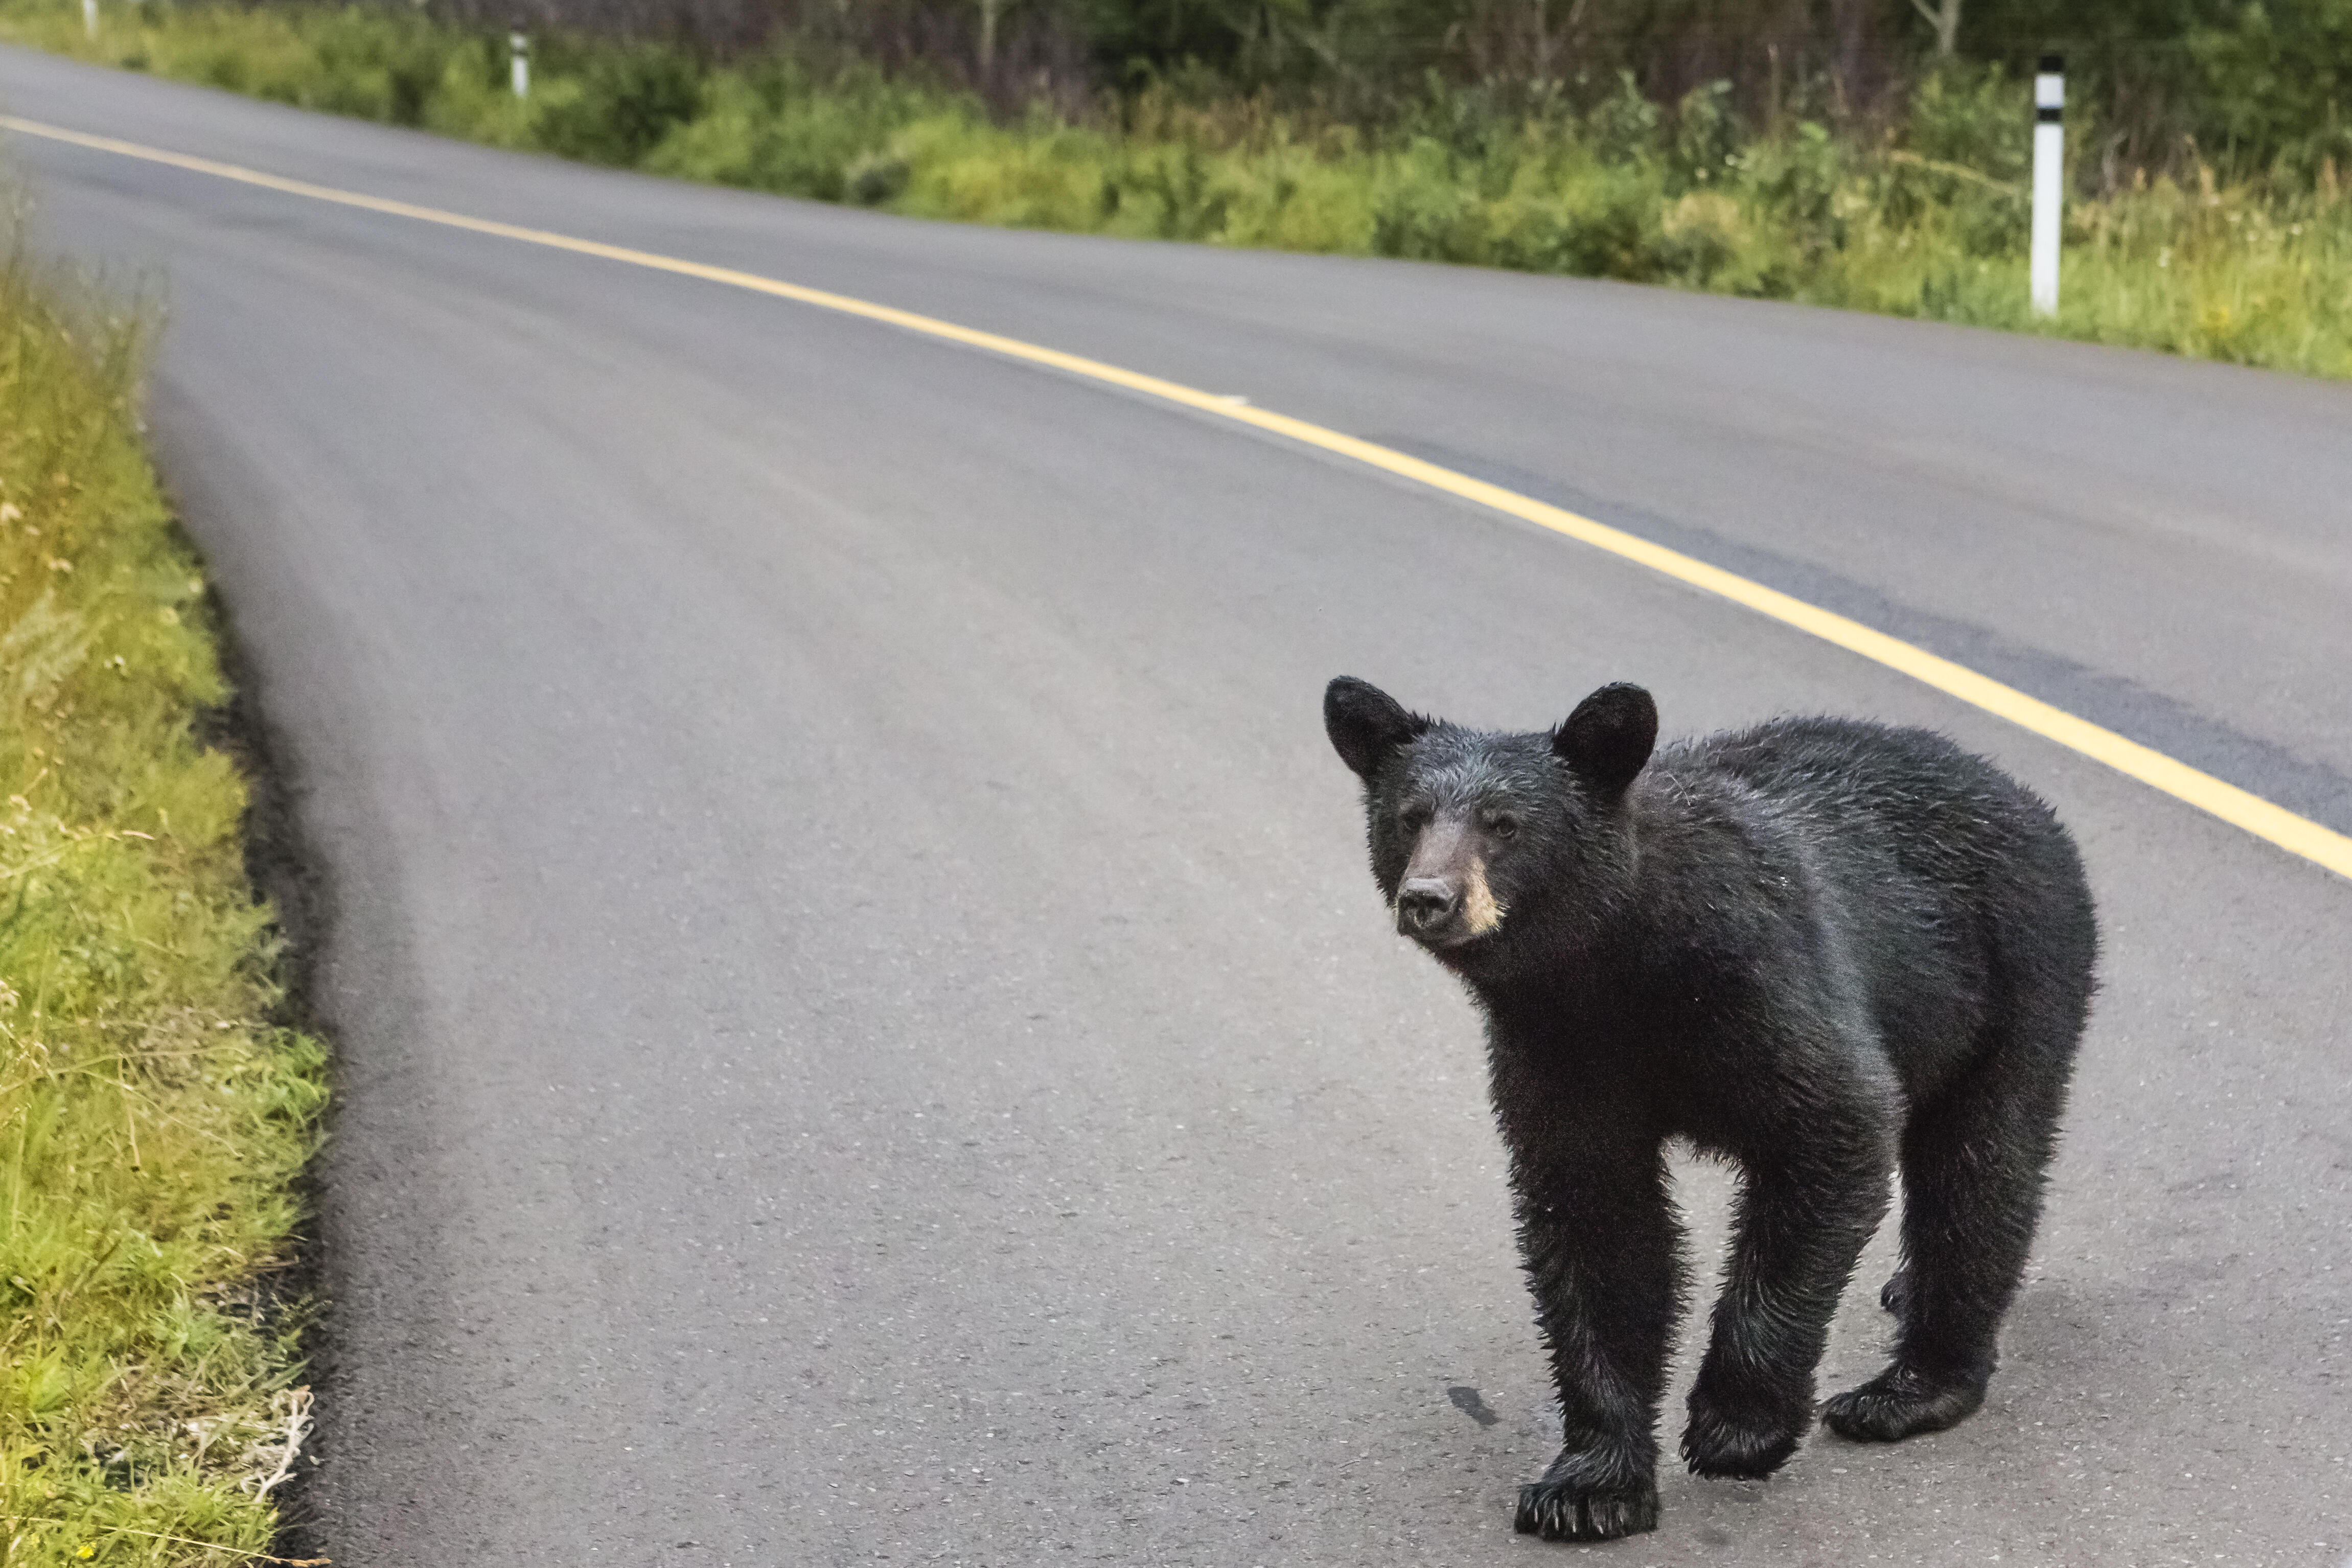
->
1513, 1475, 1659, 1542
1821, 1363, 1988, 1443
1679, 1387, 1807, 1480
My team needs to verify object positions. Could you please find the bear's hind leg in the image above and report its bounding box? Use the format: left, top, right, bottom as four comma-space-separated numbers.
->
1823, 1013, 2079, 1443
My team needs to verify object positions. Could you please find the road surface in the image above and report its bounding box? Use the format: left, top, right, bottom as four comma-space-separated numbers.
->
5, 45, 2349, 1566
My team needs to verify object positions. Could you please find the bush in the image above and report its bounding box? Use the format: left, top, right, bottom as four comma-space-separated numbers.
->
535, 40, 705, 163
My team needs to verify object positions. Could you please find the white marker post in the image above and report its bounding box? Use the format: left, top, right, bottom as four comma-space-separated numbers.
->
2031, 54, 2064, 318
82, 0, 97, 38
510, 25, 530, 99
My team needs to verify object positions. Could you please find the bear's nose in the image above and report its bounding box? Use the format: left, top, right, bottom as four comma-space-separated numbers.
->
1397, 878, 1460, 930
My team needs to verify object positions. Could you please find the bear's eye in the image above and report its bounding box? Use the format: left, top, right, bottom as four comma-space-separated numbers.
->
1488, 814, 1520, 839
1399, 804, 1433, 832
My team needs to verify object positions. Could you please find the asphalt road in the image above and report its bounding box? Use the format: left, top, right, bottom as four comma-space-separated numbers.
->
6, 46, 2350, 1567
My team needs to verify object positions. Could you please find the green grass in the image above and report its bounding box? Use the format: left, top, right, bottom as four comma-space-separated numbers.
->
7, 0, 2351, 376
0, 235, 328, 1565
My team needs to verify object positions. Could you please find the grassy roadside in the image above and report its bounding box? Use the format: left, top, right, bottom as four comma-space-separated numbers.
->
5, 0, 2351, 376
0, 233, 328, 1566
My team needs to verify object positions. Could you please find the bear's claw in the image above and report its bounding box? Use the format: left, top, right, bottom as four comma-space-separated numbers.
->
1821, 1363, 1988, 1442
1513, 1478, 1659, 1542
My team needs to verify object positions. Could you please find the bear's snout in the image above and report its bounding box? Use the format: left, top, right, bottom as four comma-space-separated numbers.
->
1397, 819, 1509, 946
1397, 877, 1461, 934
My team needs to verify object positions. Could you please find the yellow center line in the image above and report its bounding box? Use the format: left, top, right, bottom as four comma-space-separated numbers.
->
7, 111, 2349, 884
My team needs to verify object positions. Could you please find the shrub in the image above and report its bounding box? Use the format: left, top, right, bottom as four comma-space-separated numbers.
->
535, 40, 705, 164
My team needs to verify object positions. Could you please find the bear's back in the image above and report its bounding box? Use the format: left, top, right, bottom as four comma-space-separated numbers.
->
1646, 717, 2094, 1099
1664, 716, 2068, 891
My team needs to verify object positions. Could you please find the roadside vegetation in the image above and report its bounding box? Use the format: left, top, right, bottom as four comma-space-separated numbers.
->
0, 234, 327, 1564
5, 0, 2350, 374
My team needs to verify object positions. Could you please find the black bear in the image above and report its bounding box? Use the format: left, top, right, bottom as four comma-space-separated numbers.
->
1323, 677, 2096, 1542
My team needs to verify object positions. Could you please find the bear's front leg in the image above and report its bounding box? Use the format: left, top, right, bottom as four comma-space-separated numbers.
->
1506, 1132, 1681, 1542
1682, 1128, 1893, 1480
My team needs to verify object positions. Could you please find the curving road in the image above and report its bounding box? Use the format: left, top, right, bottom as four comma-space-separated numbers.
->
7, 44, 2351, 1566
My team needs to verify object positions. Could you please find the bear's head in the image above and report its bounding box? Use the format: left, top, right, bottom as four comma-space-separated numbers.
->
1323, 677, 1657, 979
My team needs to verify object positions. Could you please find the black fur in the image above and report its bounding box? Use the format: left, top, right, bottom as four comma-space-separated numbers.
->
1323, 677, 2097, 1543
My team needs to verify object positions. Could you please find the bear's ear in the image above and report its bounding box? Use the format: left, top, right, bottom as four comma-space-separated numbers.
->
1552, 683, 1657, 798
1324, 677, 1428, 780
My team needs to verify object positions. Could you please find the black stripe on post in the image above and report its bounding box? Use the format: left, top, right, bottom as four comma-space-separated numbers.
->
2039, 52, 2064, 72
2037, 105, 2062, 123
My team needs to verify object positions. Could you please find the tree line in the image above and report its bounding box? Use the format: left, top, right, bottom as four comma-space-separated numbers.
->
416, 0, 2347, 182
